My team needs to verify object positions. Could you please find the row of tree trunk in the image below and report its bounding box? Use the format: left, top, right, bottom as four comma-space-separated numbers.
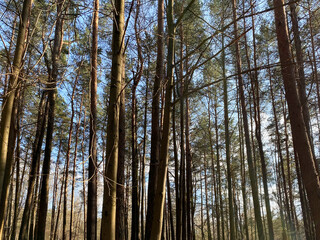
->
0, 0, 320, 239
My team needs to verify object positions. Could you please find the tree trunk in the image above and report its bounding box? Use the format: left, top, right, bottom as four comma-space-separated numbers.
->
36, 0, 65, 238
19, 93, 48, 240
54, 164, 66, 240
0, 3, 31, 237
50, 140, 62, 240
131, 3, 143, 237
204, 156, 212, 240
273, 0, 320, 236
140, 67, 149, 240
269, 66, 289, 240
149, 0, 174, 237
172, 89, 181, 240
243, 2, 275, 237
0, 0, 32, 211
232, 0, 264, 238
185, 91, 192, 240
116, 59, 126, 240
62, 67, 79, 240
222, 26, 235, 240
100, 0, 125, 236
238, 104, 249, 240
88, 0, 99, 238
69, 82, 83, 240
282, 99, 297, 239
145, 0, 163, 235
214, 91, 224, 240
81, 108, 87, 239
0, 89, 19, 238
11, 97, 22, 240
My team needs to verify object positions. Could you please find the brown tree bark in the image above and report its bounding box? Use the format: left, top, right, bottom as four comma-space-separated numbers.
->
100, 0, 125, 236
54, 163, 66, 240
269, 66, 290, 240
11, 96, 22, 240
289, 0, 312, 144
19, 93, 48, 240
232, 0, 264, 238
149, 0, 174, 237
140, 67, 149, 240
81, 107, 87, 239
273, 0, 320, 236
204, 155, 212, 240
88, 0, 99, 238
131, 2, 143, 238
185, 90, 192, 240
50, 140, 62, 240
145, 0, 164, 235
179, 25, 187, 240
222, 23, 235, 239
116, 60, 126, 240
62, 68, 80, 240
172, 89, 181, 240
213, 91, 224, 240
242, 2, 275, 238
237, 104, 249, 240
206, 95, 219, 240
0, 0, 33, 233
0, 90, 19, 238
36, 0, 65, 238
282, 99, 298, 239
69, 78, 83, 240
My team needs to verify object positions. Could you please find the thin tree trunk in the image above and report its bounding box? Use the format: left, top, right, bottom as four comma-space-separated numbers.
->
63, 66, 79, 240
306, 0, 320, 114
282, 99, 297, 239
294, 149, 314, 240
69, 95, 83, 240
207, 111, 216, 240
185, 90, 192, 240
140, 67, 149, 240
116, 58, 126, 240
204, 155, 212, 240
36, 0, 65, 238
11, 104, 22, 240
238, 108, 249, 240
132, 78, 140, 240
232, 1, 264, 238
172, 89, 181, 240
132, 1, 143, 237
243, 2, 275, 238
50, 140, 62, 240
81, 108, 87, 239
212, 92, 223, 240
167, 172, 175, 240
268, 65, 289, 240
222, 23, 235, 239
88, 0, 99, 238
179, 25, 187, 240
200, 171, 204, 240
19, 93, 48, 240
31, 145, 43, 240
145, 0, 164, 235
149, 0, 174, 237
275, 160, 288, 240
54, 164, 66, 240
